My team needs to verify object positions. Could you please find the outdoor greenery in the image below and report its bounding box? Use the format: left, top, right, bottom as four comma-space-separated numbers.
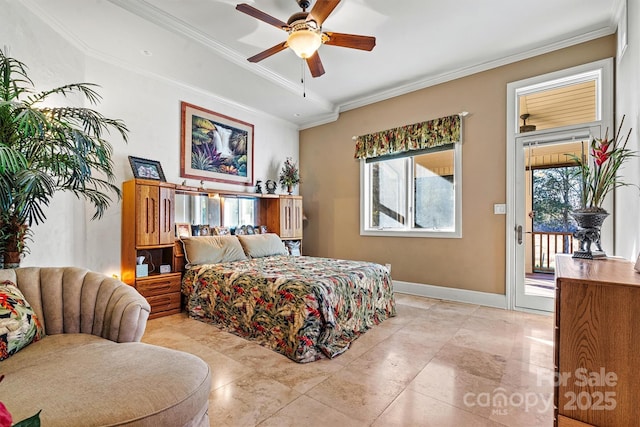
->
0, 49, 128, 265
532, 166, 581, 232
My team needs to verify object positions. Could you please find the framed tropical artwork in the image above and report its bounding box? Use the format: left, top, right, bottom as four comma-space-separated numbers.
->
180, 101, 254, 186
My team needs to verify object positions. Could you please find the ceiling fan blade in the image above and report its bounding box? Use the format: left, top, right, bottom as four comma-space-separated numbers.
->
247, 42, 288, 63
324, 32, 376, 51
236, 3, 288, 30
307, 0, 341, 26
306, 52, 325, 78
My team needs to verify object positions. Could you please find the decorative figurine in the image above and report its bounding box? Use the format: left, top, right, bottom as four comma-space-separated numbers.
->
254, 180, 263, 194
265, 179, 277, 194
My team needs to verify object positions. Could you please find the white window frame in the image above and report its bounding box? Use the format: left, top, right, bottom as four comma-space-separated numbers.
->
360, 142, 462, 238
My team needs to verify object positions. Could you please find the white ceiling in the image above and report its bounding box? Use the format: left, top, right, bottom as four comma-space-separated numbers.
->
22, 0, 619, 129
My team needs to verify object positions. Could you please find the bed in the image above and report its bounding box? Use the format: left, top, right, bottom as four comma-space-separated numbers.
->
180, 234, 396, 363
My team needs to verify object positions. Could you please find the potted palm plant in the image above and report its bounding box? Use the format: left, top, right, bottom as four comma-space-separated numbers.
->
0, 49, 128, 268
568, 116, 635, 258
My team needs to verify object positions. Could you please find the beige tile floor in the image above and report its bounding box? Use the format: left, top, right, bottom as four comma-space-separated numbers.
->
142, 294, 556, 427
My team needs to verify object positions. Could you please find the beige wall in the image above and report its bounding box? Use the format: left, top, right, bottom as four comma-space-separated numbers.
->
299, 35, 615, 295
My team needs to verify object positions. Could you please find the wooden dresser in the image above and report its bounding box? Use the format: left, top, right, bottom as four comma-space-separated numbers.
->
555, 255, 640, 426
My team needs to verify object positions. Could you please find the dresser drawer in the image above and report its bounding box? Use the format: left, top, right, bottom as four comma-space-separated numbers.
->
557, 414, 595, 426
146, 292, 181, 318
135, 274, 181, 297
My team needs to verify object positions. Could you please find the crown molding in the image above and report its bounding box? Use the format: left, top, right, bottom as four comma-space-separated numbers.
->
338, 25, 617, 114
297, 110, 341, 130
20, 0, 619, 131
107, 0, 335, 113
20, 0, 300, 130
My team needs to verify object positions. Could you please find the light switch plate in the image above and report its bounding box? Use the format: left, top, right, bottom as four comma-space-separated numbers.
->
494, 204, 506, 215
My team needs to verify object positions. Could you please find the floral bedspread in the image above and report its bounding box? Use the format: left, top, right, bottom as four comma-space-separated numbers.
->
182, 255, 396, 363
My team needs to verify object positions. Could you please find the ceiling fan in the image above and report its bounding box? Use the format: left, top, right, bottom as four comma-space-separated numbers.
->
236, 0, 376, 78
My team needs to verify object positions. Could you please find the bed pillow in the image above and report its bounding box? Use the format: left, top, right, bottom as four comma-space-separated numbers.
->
0, 280, 44, 361
237, 233, 289, 258
181, 235, 248, 265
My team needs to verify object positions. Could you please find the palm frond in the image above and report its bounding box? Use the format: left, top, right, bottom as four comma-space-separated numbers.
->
11, 169, 56, 225
26, 82, 103, 106
40, 106, 129, 142
69, 185, 118, 220
0, 146, 27, 173
0, 49, 33, 102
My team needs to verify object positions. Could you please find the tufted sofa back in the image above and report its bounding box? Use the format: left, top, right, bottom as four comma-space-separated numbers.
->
0, 267, 150, 343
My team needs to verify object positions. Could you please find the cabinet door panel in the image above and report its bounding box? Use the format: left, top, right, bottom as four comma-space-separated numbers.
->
292, 198, 303, 239
280, 198, 293, 238
136, 184, 159, 246
159, 186, 174, 244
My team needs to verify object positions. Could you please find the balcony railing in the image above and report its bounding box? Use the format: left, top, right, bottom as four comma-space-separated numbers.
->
532, 231, 579, 272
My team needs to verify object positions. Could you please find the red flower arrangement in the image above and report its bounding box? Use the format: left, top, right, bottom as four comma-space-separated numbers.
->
569, 116, 635, 211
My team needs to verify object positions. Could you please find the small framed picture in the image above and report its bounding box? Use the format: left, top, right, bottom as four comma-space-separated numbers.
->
175, 222, 192, 238
128, 156, 166, 181
213, 226, 229, 236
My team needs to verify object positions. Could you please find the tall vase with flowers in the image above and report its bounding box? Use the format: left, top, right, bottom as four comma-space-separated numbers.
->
278, 157, 300, 195
568, 116, 635, 258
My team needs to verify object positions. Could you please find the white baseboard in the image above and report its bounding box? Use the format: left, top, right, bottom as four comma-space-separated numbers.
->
393, 280, 508, 309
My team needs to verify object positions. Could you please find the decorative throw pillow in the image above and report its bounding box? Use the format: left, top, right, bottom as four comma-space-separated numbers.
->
0, 280, 44, 361
237, 233, 289, 258
180, 235, 248, 265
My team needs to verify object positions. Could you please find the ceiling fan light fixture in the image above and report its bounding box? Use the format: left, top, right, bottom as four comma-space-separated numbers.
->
236, 1, 375, 78
287, 28, 322, 59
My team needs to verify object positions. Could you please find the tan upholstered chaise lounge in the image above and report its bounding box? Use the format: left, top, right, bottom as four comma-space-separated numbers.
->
0, 267, 211, 427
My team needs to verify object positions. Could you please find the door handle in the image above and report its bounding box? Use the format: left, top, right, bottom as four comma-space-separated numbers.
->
516, 225, 523, 245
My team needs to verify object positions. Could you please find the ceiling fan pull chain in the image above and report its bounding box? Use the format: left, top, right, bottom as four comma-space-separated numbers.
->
301, 59, 306, 98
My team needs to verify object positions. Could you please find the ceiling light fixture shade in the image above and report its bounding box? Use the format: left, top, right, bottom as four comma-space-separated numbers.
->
287, 29, 322, 58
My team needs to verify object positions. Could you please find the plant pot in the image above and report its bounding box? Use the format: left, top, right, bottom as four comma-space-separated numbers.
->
570, 209, 609, 259
287, 184, 293, 195
3, 251, 21, 269
0, 218, 29, 268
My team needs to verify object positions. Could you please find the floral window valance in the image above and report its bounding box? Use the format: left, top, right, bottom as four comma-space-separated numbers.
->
354, 114, 461, 160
